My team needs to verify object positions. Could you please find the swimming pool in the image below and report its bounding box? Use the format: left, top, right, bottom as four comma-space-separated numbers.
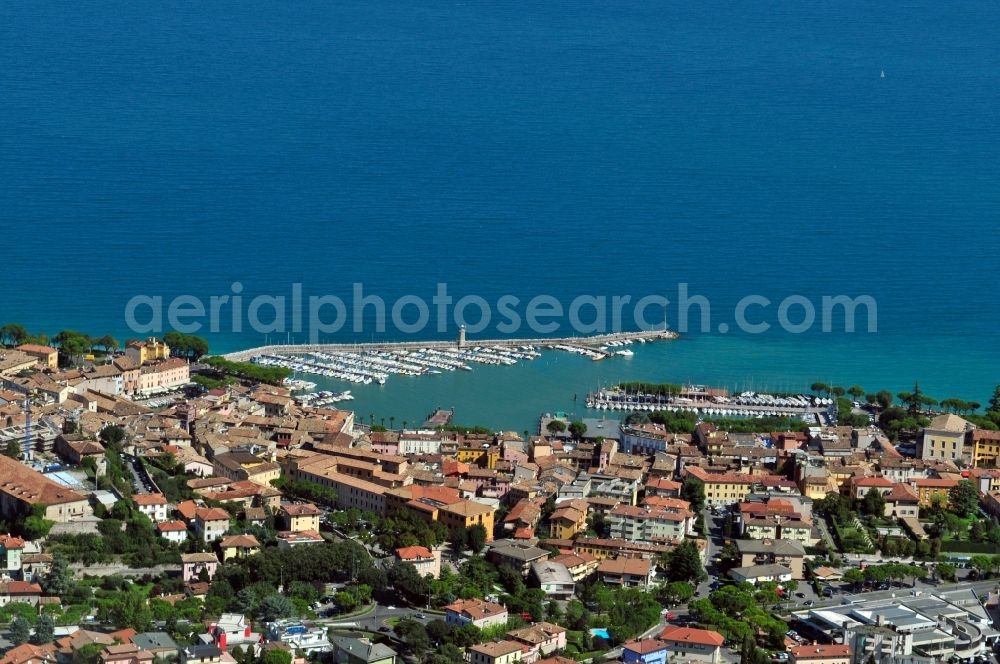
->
590, 628, 611, 640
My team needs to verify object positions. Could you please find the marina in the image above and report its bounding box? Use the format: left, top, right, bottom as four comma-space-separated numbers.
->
238, 330, 676, 389
586, 385, 833, 419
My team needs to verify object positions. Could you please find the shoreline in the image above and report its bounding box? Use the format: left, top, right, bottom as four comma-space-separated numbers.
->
220, 329, 679, 362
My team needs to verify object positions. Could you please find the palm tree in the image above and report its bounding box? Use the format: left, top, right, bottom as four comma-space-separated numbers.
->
389, 416, 395, 430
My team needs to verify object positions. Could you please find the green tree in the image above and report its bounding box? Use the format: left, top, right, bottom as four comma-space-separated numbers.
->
99, 425, 126, 448
0, 324, 29, 347
568, 421, 587, 440
111, 590, 154, 631
41, 555, 72, 596
936, 562, 957, 582
658, 581, 695, 606
467, 524, 487, 554
32, 614, 55, 645
988, 385, 1000, 417
861, 488, 886, 517
897, 381, 936, 415
663, 540, 707, 583
847, 385, 865, 399
875, 389, 894, 409
681, 476, 706, 512
73, 644, 104, 664
260, 650, 292, 664
545, 420, 567, 435
3, 440, 21, 459
9, 615, 31, 645
842, 567, 864, 591
259, 594, 295, 621
449, 526, 469, 553
949, 480, 979, 518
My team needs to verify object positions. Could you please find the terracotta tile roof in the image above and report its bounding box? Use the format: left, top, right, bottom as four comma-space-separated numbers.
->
622, 639, 668, 655
788, 644, 852, 659
219, 534, 260, 548
156, 520, 188, 532
659, 625, 725, 647
396, 546, 434, 560
133, 492, 168, 506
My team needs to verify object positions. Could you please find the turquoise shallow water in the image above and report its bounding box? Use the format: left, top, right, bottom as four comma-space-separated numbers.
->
0, 1, 998, 428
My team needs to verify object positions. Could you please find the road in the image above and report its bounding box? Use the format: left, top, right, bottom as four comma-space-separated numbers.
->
322, 603, 435, 632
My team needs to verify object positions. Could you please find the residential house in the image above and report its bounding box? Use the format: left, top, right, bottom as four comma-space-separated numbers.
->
130, 633, 180, 659
444, 598, 508, 630
0, 534, 24, 577
180, 552, 219, 582
734, 539, 806, 579
394, 546, 441, 579
530, 561, 575, 600
179, 645, 226, 664
467, 641, 523, 664
621, 639, 668, 664
279, 503, 322, 532
729, 563, 793, 585
0, 580, 42, 606
99, 644, 154, 664
883, 483, 920, 519
330, 637, 396, 664
208, 614, 259, 649
548, 499, 589, 540
0, 643, 58, 664
133, 493, 169, 523
486, 540, 550, 576
658, 626, 724, 664
156, 520, 189, 544
194, 507, 231, 543
596, 557, 653, 588
788, 644, 852, 664
506, 623, 567, 663
218, 535, 260, 561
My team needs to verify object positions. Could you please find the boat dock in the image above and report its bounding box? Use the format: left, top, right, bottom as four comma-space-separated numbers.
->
423, 408, 455, 428
222, 329, 676, 362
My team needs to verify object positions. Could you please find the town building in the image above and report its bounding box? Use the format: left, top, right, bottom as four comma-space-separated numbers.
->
658, 626, 724, 663
394, 546, 441, 579
444, 598, 508, 630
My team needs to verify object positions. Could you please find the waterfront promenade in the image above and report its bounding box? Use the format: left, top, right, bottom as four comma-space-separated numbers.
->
221, 329, 677, 362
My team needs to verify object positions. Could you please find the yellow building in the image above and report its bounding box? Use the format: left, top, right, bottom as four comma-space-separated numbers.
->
684, 467, 755, 507
279, 503, 322, 532
969, 430, 1000, 468
15, 344, 58, 370
218, 535, 260, 561
212, 452, 281, 486
920, 414, 973, 463
454, 436, 500, 469
439, 500, 496, 540
125, 337, 170, 364
911, 478, 957, 507
467, 641, 523, 664
549, 499, 589, 540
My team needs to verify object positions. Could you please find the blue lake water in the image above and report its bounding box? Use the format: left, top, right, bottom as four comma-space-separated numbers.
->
1, 1, 998, 430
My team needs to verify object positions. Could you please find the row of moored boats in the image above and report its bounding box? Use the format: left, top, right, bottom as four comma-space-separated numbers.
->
253, 345, 543, 387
